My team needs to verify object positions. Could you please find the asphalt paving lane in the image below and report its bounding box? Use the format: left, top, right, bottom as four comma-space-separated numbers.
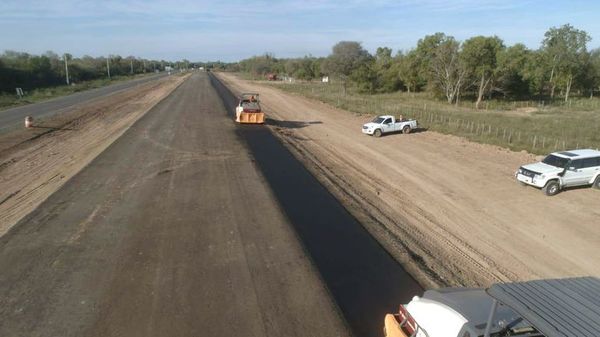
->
210, 73, 424, 337
0, 72, 169, 133
0, 73, 350, 337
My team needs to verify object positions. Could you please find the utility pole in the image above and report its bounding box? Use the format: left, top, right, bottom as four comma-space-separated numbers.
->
143, 60, 146, 73
64, 53, 70, 85
106, 57, 111, 80
130, 59, 133, 75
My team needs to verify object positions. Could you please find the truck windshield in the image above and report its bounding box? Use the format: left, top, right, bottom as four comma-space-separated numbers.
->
542, 155, 569, 168
372, 117, 385, 123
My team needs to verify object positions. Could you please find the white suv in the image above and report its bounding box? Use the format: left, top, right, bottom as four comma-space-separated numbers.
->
516, 149, 600, 196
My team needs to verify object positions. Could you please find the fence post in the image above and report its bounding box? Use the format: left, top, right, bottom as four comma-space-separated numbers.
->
533, 136, 537, 149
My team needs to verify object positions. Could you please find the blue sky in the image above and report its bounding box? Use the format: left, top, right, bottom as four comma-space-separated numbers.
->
1, 0, 599, 61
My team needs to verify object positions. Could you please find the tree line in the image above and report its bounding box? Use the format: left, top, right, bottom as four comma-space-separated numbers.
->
0, 51, 190, 93
230, 24, 600, 107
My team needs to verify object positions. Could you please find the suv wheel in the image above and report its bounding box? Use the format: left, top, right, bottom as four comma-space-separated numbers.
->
374, 129, 382, 137
593, 176, 600, 189
542, 180, 560, 196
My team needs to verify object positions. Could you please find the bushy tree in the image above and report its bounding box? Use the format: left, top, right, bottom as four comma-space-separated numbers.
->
413, 33, 467, 104
542, 24, 591, 101
461, 36, 504, 108
496, 44, 531, 98
396, 50, 423, 93
372, 47, 402, 92
322, 41, 372, 94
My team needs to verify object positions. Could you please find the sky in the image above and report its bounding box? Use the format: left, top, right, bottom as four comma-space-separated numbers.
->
1, 0, 600, 62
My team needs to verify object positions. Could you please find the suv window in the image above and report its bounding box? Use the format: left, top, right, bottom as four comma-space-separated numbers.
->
542, 154, 569, 168
383, 118, 392, 124
570, 159, 583, 169
581, 157, 599, 168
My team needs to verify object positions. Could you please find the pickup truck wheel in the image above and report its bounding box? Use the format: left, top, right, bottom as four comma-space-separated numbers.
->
542, 180, 560, 196
402, 125, 411, 134
593, 176, 600, 189
373, 129, 382, 138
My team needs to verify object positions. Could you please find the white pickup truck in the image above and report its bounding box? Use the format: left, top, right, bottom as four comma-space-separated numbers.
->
362, 115, 418, 137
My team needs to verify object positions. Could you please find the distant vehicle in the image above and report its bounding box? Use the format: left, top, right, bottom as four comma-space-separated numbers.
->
235, 93, 264, 124
515, 149, 600, 196
362, 115, 417, 137
384, 277, 600, 337
267, 73, 277, 81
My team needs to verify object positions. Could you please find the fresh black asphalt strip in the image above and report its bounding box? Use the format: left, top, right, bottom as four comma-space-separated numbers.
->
210, 73, 424, 337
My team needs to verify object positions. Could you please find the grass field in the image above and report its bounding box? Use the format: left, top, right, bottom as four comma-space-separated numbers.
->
0, 73, 156, 110
266, 80, 600, 155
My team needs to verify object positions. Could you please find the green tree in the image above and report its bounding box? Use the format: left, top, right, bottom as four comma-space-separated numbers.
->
496, 43, 531, 98
589, 49, 600, 97
372, 47, 401, 92
322, 41, 372, 94
414, 33, 467, 104
351, 60, 377, 93
542, 24, 591, 101
461, 36, 504, 108
396, 50, 422, 93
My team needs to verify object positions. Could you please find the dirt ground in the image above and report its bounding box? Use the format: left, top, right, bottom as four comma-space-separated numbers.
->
218, 72, 600, 288
0, 74, 188, 237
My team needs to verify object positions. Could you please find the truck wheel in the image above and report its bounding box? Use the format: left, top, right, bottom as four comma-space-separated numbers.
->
374, 129, 382, 138
593, 176, 600, 189
402, 125, 411, 134
542, 180, 560, 196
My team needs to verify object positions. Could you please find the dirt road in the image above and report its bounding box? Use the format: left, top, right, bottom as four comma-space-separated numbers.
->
218, 73, 600, 287
0, 73, 355, 337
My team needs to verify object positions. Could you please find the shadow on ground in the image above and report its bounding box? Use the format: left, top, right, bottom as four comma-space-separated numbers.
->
376, 127, 428, 137
265, 118, 322, 129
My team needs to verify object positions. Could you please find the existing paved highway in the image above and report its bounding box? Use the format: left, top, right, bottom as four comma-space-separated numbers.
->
0, 72, 422, 337
0, 72, 169, 133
